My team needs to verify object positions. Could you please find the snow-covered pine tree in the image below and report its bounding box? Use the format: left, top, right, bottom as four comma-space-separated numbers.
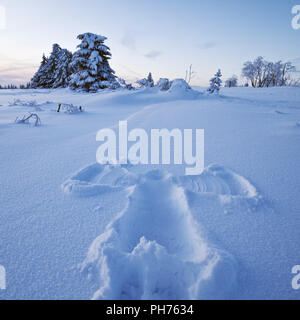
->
43, 44, 63, 88
31, 54, 49, 88
69, 33, 118, 92
31, 44, 63, 88
53, 49, 73, 88
208, 69, 222, 93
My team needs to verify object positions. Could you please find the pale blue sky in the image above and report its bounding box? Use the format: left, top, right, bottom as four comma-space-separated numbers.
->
0, 0, 299, 85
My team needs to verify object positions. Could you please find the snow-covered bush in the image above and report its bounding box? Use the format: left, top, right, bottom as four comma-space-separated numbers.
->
9, 99, 37, 107
136, 73, 155, 88
69, 33, 119, 92
15, 113, 41, 126
136, 78, 149, 88
208, 69, 222, 94
117, 78, 134, 90
156, 78, 171, 91
58, 103, 84, 114
8, 99, 45, 111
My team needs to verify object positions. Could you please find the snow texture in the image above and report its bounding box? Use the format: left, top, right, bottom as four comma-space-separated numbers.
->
1, 86, 300, 300
71, 165, 238, 300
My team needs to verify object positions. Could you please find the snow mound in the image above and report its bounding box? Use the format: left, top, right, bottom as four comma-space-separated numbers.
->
166, 79, 200, 99
80, 169, 238, 300
169, 79, 191, 90
156, 78, 171, 91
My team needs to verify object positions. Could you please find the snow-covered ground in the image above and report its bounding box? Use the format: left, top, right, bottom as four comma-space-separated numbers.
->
0, 86, 300, 300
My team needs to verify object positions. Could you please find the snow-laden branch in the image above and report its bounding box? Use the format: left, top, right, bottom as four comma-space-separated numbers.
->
15, 113, 41, 127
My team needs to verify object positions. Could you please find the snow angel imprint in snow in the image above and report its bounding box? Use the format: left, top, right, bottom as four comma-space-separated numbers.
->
62, 164, 261, 299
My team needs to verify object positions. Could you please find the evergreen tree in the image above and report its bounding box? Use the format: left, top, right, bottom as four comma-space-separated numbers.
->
31, 44, 73, 89
69, 33, 118, 92
42, 44, 62, 88
147, 72, 154, 87
208, 69, 222, 93
31, 54, 49, 88
53, 49, 73, 88
31, 44, 62, 88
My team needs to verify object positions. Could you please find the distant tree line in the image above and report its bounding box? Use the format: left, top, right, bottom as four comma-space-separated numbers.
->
241, 56, 297, 88
0, 83, 31, 89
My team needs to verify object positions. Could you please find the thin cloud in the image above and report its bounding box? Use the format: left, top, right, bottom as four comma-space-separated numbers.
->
0, 57, 37, 84
117, 64, 144, 83
120, 34, 136, 51
0, 73, 32, 84
144, 50, 163, 59
198, 41, 217, 49
0, 63, 37, 73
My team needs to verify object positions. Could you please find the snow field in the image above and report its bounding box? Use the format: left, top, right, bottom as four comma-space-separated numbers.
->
0, 85, 300, 299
